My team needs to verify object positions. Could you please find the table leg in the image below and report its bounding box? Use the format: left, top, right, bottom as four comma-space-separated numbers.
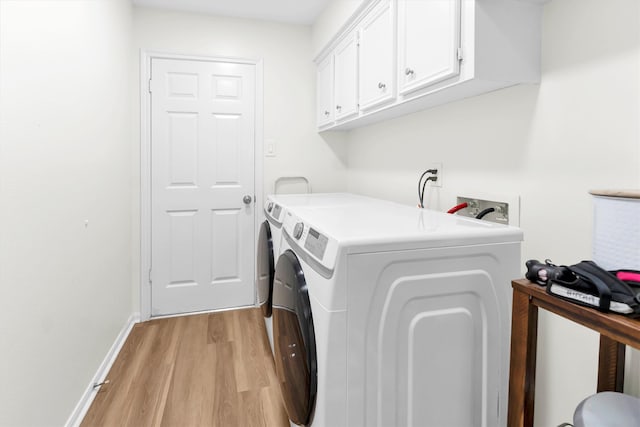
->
508, 290, 538, 427
597, 335, 625, 393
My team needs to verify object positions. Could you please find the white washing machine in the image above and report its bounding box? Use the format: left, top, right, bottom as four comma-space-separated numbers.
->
257, 193, 387, 353
272, 199, 523, 427
257, 195, 287, 320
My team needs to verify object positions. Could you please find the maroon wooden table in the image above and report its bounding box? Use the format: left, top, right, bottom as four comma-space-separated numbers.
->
508, 279, 640, 427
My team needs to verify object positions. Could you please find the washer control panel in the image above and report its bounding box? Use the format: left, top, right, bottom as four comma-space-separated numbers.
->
282, 211, 339, 272
304, 227, 329, 260
264, 199, 283, 224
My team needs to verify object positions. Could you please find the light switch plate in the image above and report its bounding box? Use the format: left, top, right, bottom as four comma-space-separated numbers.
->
265, 138, 276, 157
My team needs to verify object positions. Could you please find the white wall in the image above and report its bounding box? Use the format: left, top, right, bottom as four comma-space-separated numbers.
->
131, 7, 348, 309
315, 0, 640, 425
0, 0, 133, 425
1, 0, 635, 424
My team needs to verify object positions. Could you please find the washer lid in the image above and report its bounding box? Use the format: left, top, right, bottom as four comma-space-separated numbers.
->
272, 250, 317, 426
257, 220, 274, 318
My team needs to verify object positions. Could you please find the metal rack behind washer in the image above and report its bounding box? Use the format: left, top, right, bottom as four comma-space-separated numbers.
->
274, 176, 311, 194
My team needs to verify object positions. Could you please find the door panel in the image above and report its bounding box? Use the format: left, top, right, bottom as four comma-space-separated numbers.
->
359, 0, 395, 110
151, 58, 255, 316
398, 0, 461, 95
316, 55, 334, 126
334, 32, 359, 120
212, 114, 241, 184
167, 112, 198, 186
167, 210, 197, 287
210, 208, 241, 283
167, 72, 198, 98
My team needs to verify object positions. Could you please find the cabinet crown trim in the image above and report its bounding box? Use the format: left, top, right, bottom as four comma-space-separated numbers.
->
314, 0, 384, 64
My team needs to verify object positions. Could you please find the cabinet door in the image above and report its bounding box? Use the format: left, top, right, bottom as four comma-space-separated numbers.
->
334, 32, 359, 120
398, 0, 461, 95
359, 0, 395, 111
316, 55, 334, 127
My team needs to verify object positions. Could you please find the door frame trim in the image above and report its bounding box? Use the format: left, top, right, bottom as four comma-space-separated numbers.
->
139, 50, 264, 321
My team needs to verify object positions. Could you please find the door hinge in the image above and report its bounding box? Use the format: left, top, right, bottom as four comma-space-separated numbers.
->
457, 47, 464, 61
148, 79, 152, 93
148, 268, 152, 284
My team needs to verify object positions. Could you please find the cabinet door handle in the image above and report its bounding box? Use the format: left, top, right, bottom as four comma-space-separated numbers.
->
324, 110, 330, 116
336, 105, 342, 111
378, 82, 386, 89
405, 68, 415, 76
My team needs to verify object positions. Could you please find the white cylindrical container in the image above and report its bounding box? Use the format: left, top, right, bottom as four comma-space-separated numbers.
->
592, 190, 640, 270
591, 189, 640, 397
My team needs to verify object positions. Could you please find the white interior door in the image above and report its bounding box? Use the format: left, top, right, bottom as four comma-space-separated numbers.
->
150, 57, 256, 316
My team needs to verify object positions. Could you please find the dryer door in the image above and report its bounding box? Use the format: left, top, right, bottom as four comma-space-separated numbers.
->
257, 220, 275, 317
273, 249, 317, 426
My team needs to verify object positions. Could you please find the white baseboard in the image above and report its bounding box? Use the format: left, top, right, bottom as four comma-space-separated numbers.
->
65, 312, 140, 427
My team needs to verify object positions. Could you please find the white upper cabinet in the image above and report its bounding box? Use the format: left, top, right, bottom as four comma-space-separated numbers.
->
334, 32, 359, 120
315, 0, 542, 130
398, 0, 461, 95
359, 0, 395, 111
316, 54, 334, 127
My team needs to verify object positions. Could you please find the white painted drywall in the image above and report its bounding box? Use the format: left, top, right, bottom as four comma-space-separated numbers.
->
314, 0, 640, 425
131, 7, 348, 310
0, 0, 133, 425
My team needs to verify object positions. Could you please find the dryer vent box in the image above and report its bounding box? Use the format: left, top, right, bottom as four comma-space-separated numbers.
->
456, 194, 520, 226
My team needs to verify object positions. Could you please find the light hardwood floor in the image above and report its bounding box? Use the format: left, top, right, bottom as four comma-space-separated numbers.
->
81, 308, 289, 427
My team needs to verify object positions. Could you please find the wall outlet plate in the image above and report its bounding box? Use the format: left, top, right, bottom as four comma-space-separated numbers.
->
429, 162, 442, 188
425, 162, 444, 187
456, 193, 520, 226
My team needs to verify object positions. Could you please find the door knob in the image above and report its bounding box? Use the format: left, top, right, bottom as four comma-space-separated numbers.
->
243, 195, 253, 205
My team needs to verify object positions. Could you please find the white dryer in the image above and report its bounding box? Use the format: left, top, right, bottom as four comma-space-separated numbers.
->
272, 199, 523, 427
256, 193, 387, 352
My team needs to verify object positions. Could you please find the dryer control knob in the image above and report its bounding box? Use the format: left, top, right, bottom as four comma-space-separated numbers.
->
267, 202, 273, 212
293, 222, 304, 240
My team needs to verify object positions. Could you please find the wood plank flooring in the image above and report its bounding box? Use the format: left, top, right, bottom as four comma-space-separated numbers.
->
81, 308, 288, 427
